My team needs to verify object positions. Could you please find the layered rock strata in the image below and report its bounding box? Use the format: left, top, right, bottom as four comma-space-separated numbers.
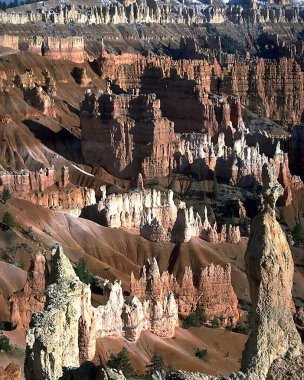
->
1, 2, 304, 26
98, 188, 240, 243
28, 36, 85, 63
131, 258, 239, 326
10, 253, 48, 329
167, 162, 303, 380
81, 91, 176, 179
0, 167, 96, 216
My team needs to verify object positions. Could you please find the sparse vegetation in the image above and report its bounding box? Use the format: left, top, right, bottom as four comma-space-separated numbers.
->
107, 347, 133, 377
182, 307, 207, 329
74, 258, 95, 285
195, 348, 208, 360
0, 187, 11, 204
0, 323, 10, 352
212, 174, 219, 200
211, 317, 220, 329
2, 211, 16, 229
146, 352, 166, 377
21, 226, 37, 241
292, 223, 304, 247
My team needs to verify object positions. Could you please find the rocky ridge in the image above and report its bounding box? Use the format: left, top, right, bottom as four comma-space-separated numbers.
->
167, 163, 303, 379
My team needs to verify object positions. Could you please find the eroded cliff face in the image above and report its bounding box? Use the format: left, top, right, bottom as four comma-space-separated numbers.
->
29, 36, 86, 63
167, 163, 303, 380
10, 253, 48, 330
0, 166, 96, 216
25, 246, 96, 380
131, 258, 239, 327
97, 188, 240, 244
0, 363, 22, 380
81, 91, 176, 179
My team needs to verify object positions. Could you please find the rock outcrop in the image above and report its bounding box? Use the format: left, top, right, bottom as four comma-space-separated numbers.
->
131, 259, 239, 327
10, 253, 48, 329
0, 167, 96, 216
98, 187, 241, 244
81, 91, 176, 179
240, 162, 302, 378
2, 2, 304, 27
0, 363, 22, 380
24, 247, 179, 380
0, 34, 18, 50
29, 36, 86, 63
167, 162, 303, 380
25, 245, 96, 380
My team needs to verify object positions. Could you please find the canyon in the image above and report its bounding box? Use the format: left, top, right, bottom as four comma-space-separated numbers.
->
0, 0, 302, 378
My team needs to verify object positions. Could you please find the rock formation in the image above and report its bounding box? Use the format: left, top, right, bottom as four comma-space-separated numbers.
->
0, 167, 96, 216
29, 36, 86, 63
10, 253, 48, 329
240, 162, 302, 378
0, 363, 22, 380
98, 188, 241, 244
1, 2, 304, 27
25, 245, 96, 380
131, 258, 239, 327
81, 91, 176, 179
167, 162, 303, 379
0, 35, 18, 50
24, 247, 179, 380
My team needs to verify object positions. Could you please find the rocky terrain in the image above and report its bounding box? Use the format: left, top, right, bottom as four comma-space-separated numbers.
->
0, 0, 303, 378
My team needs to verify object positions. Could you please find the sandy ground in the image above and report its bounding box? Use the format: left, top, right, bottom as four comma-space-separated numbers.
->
95, 326, 247, 376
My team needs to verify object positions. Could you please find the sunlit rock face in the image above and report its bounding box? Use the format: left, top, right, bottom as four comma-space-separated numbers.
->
25, 246, 96, 380
10, 254, 48, 330
131, 258, 239, 327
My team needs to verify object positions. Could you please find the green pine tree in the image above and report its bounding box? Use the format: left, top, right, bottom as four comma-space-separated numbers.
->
2, 212, 16, 229
0, 323, 10, 352
74, 259, 94, 285
107, 347, 133, 377
146, 352, 166, 377
0, 187, 11, 204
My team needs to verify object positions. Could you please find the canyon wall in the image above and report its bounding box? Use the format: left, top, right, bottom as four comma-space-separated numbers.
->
10, 254, 48, 330
0, 2, 303, 26
131, 258, 239, 327
98, 188, 240, 244
0, 167, 96, 216
0, 34, 18, 50
81, 91, 176, 178
28, 36, 85, 63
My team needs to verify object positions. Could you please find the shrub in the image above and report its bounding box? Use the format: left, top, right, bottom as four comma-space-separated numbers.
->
292, 223, 304, 247
107, 347, 133, 377
0, 187, 11, 204
195, 348, 208, 360
74, 258, 95, 285
146, 352, 166, 376
2, 212, 16, 229
211, 317, 220, 329
0, 324, 10, 352
182, 307, 207, 329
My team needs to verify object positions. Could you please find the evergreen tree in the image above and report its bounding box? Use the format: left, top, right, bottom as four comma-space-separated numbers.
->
0, 187, 11, 204
0, 323, 10, 352
292, 223, 304, 247
74, 258, 94, 285
146, 352, 166, 377
107, 347, 133, 377
212, 174, 219, 200
2, 212, 16, 229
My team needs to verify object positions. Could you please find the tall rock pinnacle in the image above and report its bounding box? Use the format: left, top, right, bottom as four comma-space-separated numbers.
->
241, 162, 302, 378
